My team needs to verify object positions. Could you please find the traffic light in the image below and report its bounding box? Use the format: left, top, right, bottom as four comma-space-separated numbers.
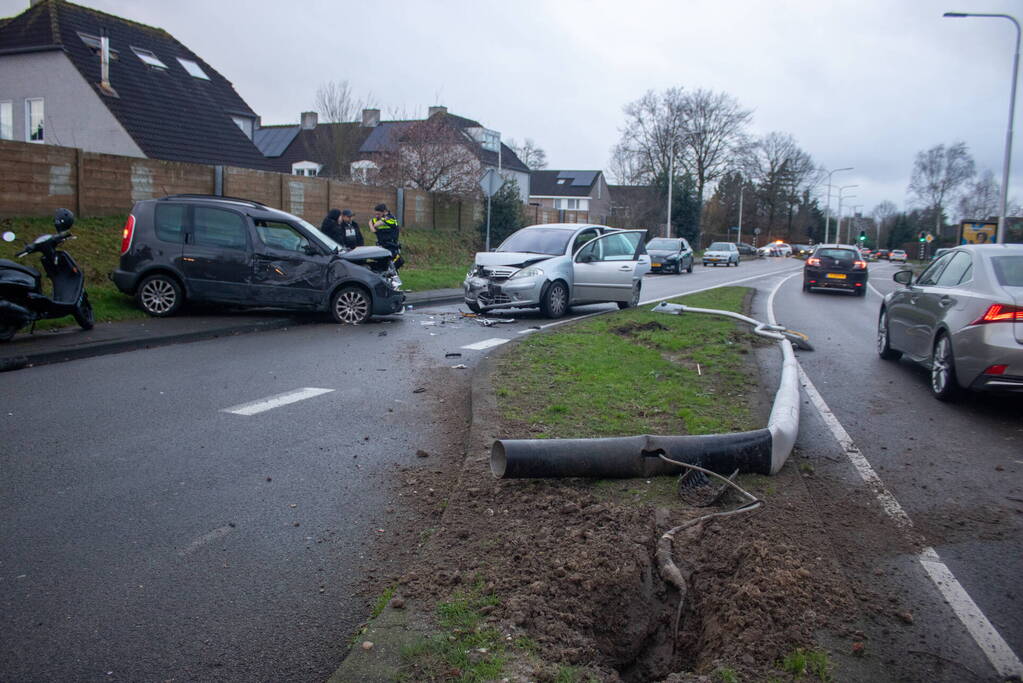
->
918, 231, 926, 242
858, 230, 867, 242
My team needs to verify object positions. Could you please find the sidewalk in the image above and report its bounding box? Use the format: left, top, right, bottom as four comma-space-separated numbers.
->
0, 288, 463, 372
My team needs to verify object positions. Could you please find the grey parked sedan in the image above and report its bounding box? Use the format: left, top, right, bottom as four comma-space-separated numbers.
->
464, 224, 650, 318
877, 244, 1023, 400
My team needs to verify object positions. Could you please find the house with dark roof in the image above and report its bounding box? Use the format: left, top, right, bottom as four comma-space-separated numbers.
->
0, 0, 270, 170
254, 106, 531, 200
529, 170, 611, 219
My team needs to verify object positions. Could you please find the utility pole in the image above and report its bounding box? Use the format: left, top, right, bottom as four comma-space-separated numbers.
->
823, 167, 853, 243
737, 183, 744, 245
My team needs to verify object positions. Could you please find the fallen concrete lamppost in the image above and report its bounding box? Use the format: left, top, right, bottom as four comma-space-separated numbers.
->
490, 302, 809, 479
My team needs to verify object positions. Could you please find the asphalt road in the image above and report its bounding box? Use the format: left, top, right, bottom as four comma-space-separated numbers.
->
0, 257, 795, 682
768, 260, 1023, 681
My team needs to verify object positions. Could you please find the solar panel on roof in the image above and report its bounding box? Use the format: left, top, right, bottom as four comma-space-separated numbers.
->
571, 171, 597, 186
253, 126, 299, 157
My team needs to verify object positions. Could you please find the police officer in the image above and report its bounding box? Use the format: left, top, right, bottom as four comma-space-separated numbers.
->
369, 203, 399, 250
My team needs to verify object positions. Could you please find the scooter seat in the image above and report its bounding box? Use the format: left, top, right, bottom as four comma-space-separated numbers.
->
0, 258, 41, 280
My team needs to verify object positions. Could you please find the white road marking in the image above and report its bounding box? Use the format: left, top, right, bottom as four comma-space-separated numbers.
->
178, 525, 233, 556
768, 273, 1023, 679
222, 387, 334, 416
461, 338, 510, 351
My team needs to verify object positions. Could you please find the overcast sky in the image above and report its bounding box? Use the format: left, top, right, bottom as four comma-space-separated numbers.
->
4, 0, 1021, 218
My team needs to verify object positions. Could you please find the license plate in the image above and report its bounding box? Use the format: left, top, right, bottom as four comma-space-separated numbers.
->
826, 273, 847, 279
652, 263, 661, 268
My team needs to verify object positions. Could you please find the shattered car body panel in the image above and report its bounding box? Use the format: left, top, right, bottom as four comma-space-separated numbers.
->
464, 224, 649, 316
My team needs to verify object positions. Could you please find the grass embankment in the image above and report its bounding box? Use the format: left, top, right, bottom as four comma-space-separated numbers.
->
493, 286, 762, 439
0, 215, 480, 330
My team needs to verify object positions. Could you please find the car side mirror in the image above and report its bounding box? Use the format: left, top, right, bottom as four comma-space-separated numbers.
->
303, 244, 318, 256
893, 270, 913, 286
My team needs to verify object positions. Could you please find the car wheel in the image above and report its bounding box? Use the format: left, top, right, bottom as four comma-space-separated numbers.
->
802, 279, 811, 293
331, 285, 371, 324
73, 291, 94, 330
0, 324, 17, 342
877, 309, 901, 361
930, 333, 963, 401
617, 281, 642, 310
686, 260, 693, 273
466, 300, 482, 314
855, 286, 866, 297
540, 280, 569, 319
137, 274, 183, 317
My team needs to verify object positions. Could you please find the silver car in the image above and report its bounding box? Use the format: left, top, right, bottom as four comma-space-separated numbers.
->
877, 244, 1023, 400
704, 241, 740, 266
464, 224, 650, 318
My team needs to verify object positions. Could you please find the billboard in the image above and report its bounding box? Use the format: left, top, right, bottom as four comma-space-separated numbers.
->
960, 221, 997, 244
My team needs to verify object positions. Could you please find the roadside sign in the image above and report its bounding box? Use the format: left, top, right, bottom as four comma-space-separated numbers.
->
753, 228, 761, 235
926, 233, 934, 243
479, 169, 501, 198
960, 221, 996, 244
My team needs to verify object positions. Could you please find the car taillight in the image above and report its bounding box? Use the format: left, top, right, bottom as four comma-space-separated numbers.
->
120, 214, 136, 255
853, 260, 867, 270
807, 257, 820, 266
983, 364, 1008, 375
970, 303, 1023, 325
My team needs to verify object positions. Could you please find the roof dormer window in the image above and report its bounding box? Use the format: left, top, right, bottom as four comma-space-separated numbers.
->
77, 32, 119, 59
177, 57, 209, 80
131, 46, 167, 69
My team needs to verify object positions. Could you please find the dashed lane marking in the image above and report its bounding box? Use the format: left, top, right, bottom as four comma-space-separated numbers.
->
222, 387, 334, 416
768, 272, 1023, 679
461, 338, 510, 351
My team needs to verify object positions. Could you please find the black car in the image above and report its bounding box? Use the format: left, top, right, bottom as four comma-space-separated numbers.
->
645, 237, 693, 274
111, 195, 405, 324
803, 244, 868, 296
736, 242, 758, 256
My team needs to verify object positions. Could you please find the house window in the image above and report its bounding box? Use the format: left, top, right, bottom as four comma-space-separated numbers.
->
231, 116, 254, 139
177, 57, 209, 80
25, 98, 43, 142
0, 102, 12, 140
131, 46, 167, 69
77, 32, 119, 59
291, 161, 322, 177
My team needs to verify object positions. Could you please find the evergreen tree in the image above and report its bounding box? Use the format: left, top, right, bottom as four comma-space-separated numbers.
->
655, 170, 700, 242
478, 179, 524, 248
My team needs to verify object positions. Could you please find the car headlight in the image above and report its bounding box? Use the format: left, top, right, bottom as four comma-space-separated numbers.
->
664, 254, 678, 261
509, 266, 544, 280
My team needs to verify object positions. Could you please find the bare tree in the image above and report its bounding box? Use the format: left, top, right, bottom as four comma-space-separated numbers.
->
956, 169, 1000, 221
746, 132, 816, 236
615, 88, 687, 183
313, 80, 377, 179
871, 200, 898, 246
907, 142, 976, 237
506, 138, 547, 170
376, 117, 481, 198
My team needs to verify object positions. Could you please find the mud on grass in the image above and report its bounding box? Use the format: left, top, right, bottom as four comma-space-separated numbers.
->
397, 287, 856, 681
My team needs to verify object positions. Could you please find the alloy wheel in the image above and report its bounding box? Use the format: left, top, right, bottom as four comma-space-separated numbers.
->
333, 288, 370, 324
140, 278, 177, 315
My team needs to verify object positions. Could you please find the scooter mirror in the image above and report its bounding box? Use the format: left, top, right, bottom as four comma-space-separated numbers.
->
2, 231, 15, 243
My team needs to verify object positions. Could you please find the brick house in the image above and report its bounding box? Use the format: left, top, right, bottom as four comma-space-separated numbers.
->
529, 170, 611, 221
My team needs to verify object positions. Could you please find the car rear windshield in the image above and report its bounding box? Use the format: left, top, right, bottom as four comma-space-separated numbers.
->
498, 228, 573, 255
708, 242, 732, 250
815, 248, 857, 261
991, 255, 1023, 286
647, 238, 682, 250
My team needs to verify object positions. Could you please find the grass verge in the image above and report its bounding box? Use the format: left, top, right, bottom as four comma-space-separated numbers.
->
492, 286, 763, 440
399, 227, 479, 292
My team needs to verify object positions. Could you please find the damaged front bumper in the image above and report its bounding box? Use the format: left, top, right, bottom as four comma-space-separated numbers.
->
464, 275, 544, 310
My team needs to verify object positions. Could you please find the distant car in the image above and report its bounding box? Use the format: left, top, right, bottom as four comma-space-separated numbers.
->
803, 244, 868, 296
889, 249, 908, 263
645, 237, 694, 274
790, 244, 812, 257
758, 242, 793, 257
111, 195, 405, 324
877, 244, 1023, 400
875, 249, 890, 260
736, 242, 758, 256
463, 224, 649, 318
703, 242, 740, 267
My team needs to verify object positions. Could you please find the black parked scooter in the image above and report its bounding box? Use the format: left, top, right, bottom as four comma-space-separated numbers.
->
0, 208, 94, 342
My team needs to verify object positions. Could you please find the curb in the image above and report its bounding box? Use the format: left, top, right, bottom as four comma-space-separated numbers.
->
0, 290, 464, 372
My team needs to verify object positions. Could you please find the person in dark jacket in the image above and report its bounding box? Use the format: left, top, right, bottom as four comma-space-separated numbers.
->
369, 203, 400, 249
337, 209, 364, 250
320, 209, 343, 244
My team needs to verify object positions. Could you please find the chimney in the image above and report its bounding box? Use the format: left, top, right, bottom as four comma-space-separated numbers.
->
300, 111, 318, 130
96, 29, 117, 97
428, 105, 448, 118
362, 108, 380, 128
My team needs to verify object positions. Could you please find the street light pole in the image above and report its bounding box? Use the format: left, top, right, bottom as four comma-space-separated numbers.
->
944, 12, 1020, 244
836, 185, 858, 243
847, 204, 863, 243
665, 146, 674, 238
823, 167, 853, 243
737, 182, 744, 246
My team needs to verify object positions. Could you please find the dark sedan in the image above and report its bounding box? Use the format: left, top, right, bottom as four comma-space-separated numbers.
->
803, 244, 868, 296
645, 237, 693, 274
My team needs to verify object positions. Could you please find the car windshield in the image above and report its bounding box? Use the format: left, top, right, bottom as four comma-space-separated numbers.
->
294, 216, 343, 251
991, 255, 1023, 286
708, 242, 732, 251
647, 238, 681, 250
497, 228, 573, 255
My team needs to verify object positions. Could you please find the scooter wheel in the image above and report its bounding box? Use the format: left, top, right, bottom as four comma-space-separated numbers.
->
73, 291, 94, 330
